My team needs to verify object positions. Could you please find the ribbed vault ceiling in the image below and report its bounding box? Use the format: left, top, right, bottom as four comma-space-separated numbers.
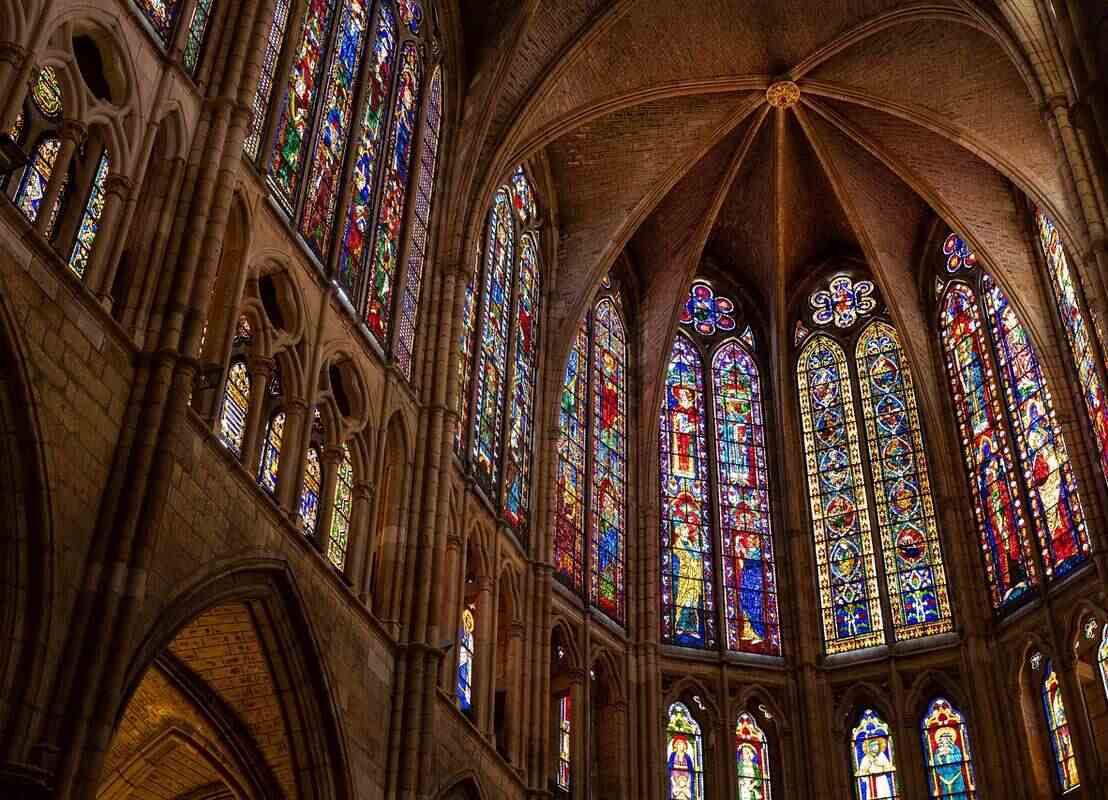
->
445, 0, 1078, 445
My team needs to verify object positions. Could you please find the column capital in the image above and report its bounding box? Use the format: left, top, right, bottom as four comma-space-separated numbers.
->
0, 42, 28, 67
249, 355, 276, 376
509, 620, 526, 639
283, 398, 309, 415
104, 173, 133, 197
322, 444, 345, 465
59, 119, 88, 145
353, 479, 374, 500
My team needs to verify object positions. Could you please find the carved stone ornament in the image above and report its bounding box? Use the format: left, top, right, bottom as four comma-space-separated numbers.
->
766, 80, 801, 108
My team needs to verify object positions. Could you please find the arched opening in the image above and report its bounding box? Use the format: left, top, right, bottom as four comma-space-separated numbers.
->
1019, 649, 1071, 796
493, 570, 519, 762
548, 625, 578, 796
589, 655, 626, 798
102, 566, 349, 800
371, 416, 410, 625
1073, 614, 1108, 767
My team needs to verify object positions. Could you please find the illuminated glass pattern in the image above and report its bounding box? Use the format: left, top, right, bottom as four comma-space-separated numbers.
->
852, 709, 898, 800
939, 282, 1036, 609
31, 67, 62, 118
269, 0, 338, 205
557, 695, 571, 791
257, 411, 286, 494
736, 713, 772, 800
329, 444, 354, 569
666, 702, 705, 800
554, 320, 588, 591
457, 606, 475, 711
395, 65, 443, 378
182, 0, 215, 74
1099, 627, 1108, 700
1035, 211, 1108, 492
660, 334, 715, 648
68, 150, 110, 279
810, 275, 877, 329
680, 280, 736, 337
510, 165, 537, 224
469, 191, 515, 496
398, 0, 422, 32
1042, 659, 1080, 792
943, 233, 977, 273
15, 137, 60, 227
219, 359, 250, 456
856, 322, 952, 640
243, 0, 291, 160
798, 336, 883, 653
714, 339, 779, 654
455, 266, 477, 454
299, 0, 370, 258
503, 233, 541, 534
921, 698, 976, 798
982, 273, 1088, 579
591, 299, 627, 621
337, 2, 397, 296
365, 41, 422, 342
300, 445, 322, 534
133, 0, 181, 44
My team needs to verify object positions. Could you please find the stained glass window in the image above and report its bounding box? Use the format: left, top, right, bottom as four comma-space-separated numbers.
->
509, 165, 537, 224
856, 321, 952, 640
397, 0, 422, 33
680, 280, 736, 336
1042, 659, 1080, 792
133, 0, 181, 45
660, 333, 715, 648
243, 0, 291, 160
852, 709, 898, 800
219, 359, 250, 456
1036, 211, 1108, 489
68, 150, 110, 279
810, 276, 877, 329
798, 336, 883, 653
590, 299, 627, 621
457, 605, 475, 711
300, 445, 322, 534
981, 273, 1089, 579
15, 137, 60, 226
557, 695, 571, 791
736, 712, 772, 799
939, 282, 1036, 609
182, 0, 215, 74
298, 0, 371, 259
329, 444, 354, 569
31, 67, 62, 118
394, 65, 443, 378
554, 320, 589, 591
715, 339, 779, 655
921, 698, 976, 798
1099, 626, 1108, 700
454, 265, 478, 454
665, 702, 705, 800
337, 1, 397, 296
469, 191, 515, 496
257, 411, 286, 494
269, 0, 339, 205
365, 41, 422, 342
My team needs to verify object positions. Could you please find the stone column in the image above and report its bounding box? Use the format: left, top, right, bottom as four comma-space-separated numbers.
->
85, 174, 133, 301
0, 43, 29, 132
473, 576, 495, 735
277, 399, 308, 512
568, 668, 586, 800
241, 356, 275, 475
314, 445, 343, 554
438, 532, 463, 689
33, 120, 85, 237
507, 619, 526, 764
349, 479, 374, 597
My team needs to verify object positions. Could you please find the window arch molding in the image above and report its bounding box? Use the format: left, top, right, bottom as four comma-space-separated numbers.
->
931, 227, 1092, 617
663, 685, 718, 800
731, 692, 785, 800
793, 265, 954, 656
455, 164, 545, 544
659, 275, 782, 656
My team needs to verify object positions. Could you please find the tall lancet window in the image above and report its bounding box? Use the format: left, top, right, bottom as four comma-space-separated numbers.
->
796, 272, 952, 655
665, 702, 705, 800
937, 234, 1090, 613
552, 280, 628, 623
920, 697, 977, 798
456, 167, 544, 542
244, 0, 440, 370
660, 280, 780, 654
736, 712, 772, 799
851, 709, 899, 799
1041, 658, 1080, 792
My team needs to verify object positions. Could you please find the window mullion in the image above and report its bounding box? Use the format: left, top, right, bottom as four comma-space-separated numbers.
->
583, 311, 597, 606
702, 339, 728, 654
846, 326, 897, 647
356, 26, 410, 319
